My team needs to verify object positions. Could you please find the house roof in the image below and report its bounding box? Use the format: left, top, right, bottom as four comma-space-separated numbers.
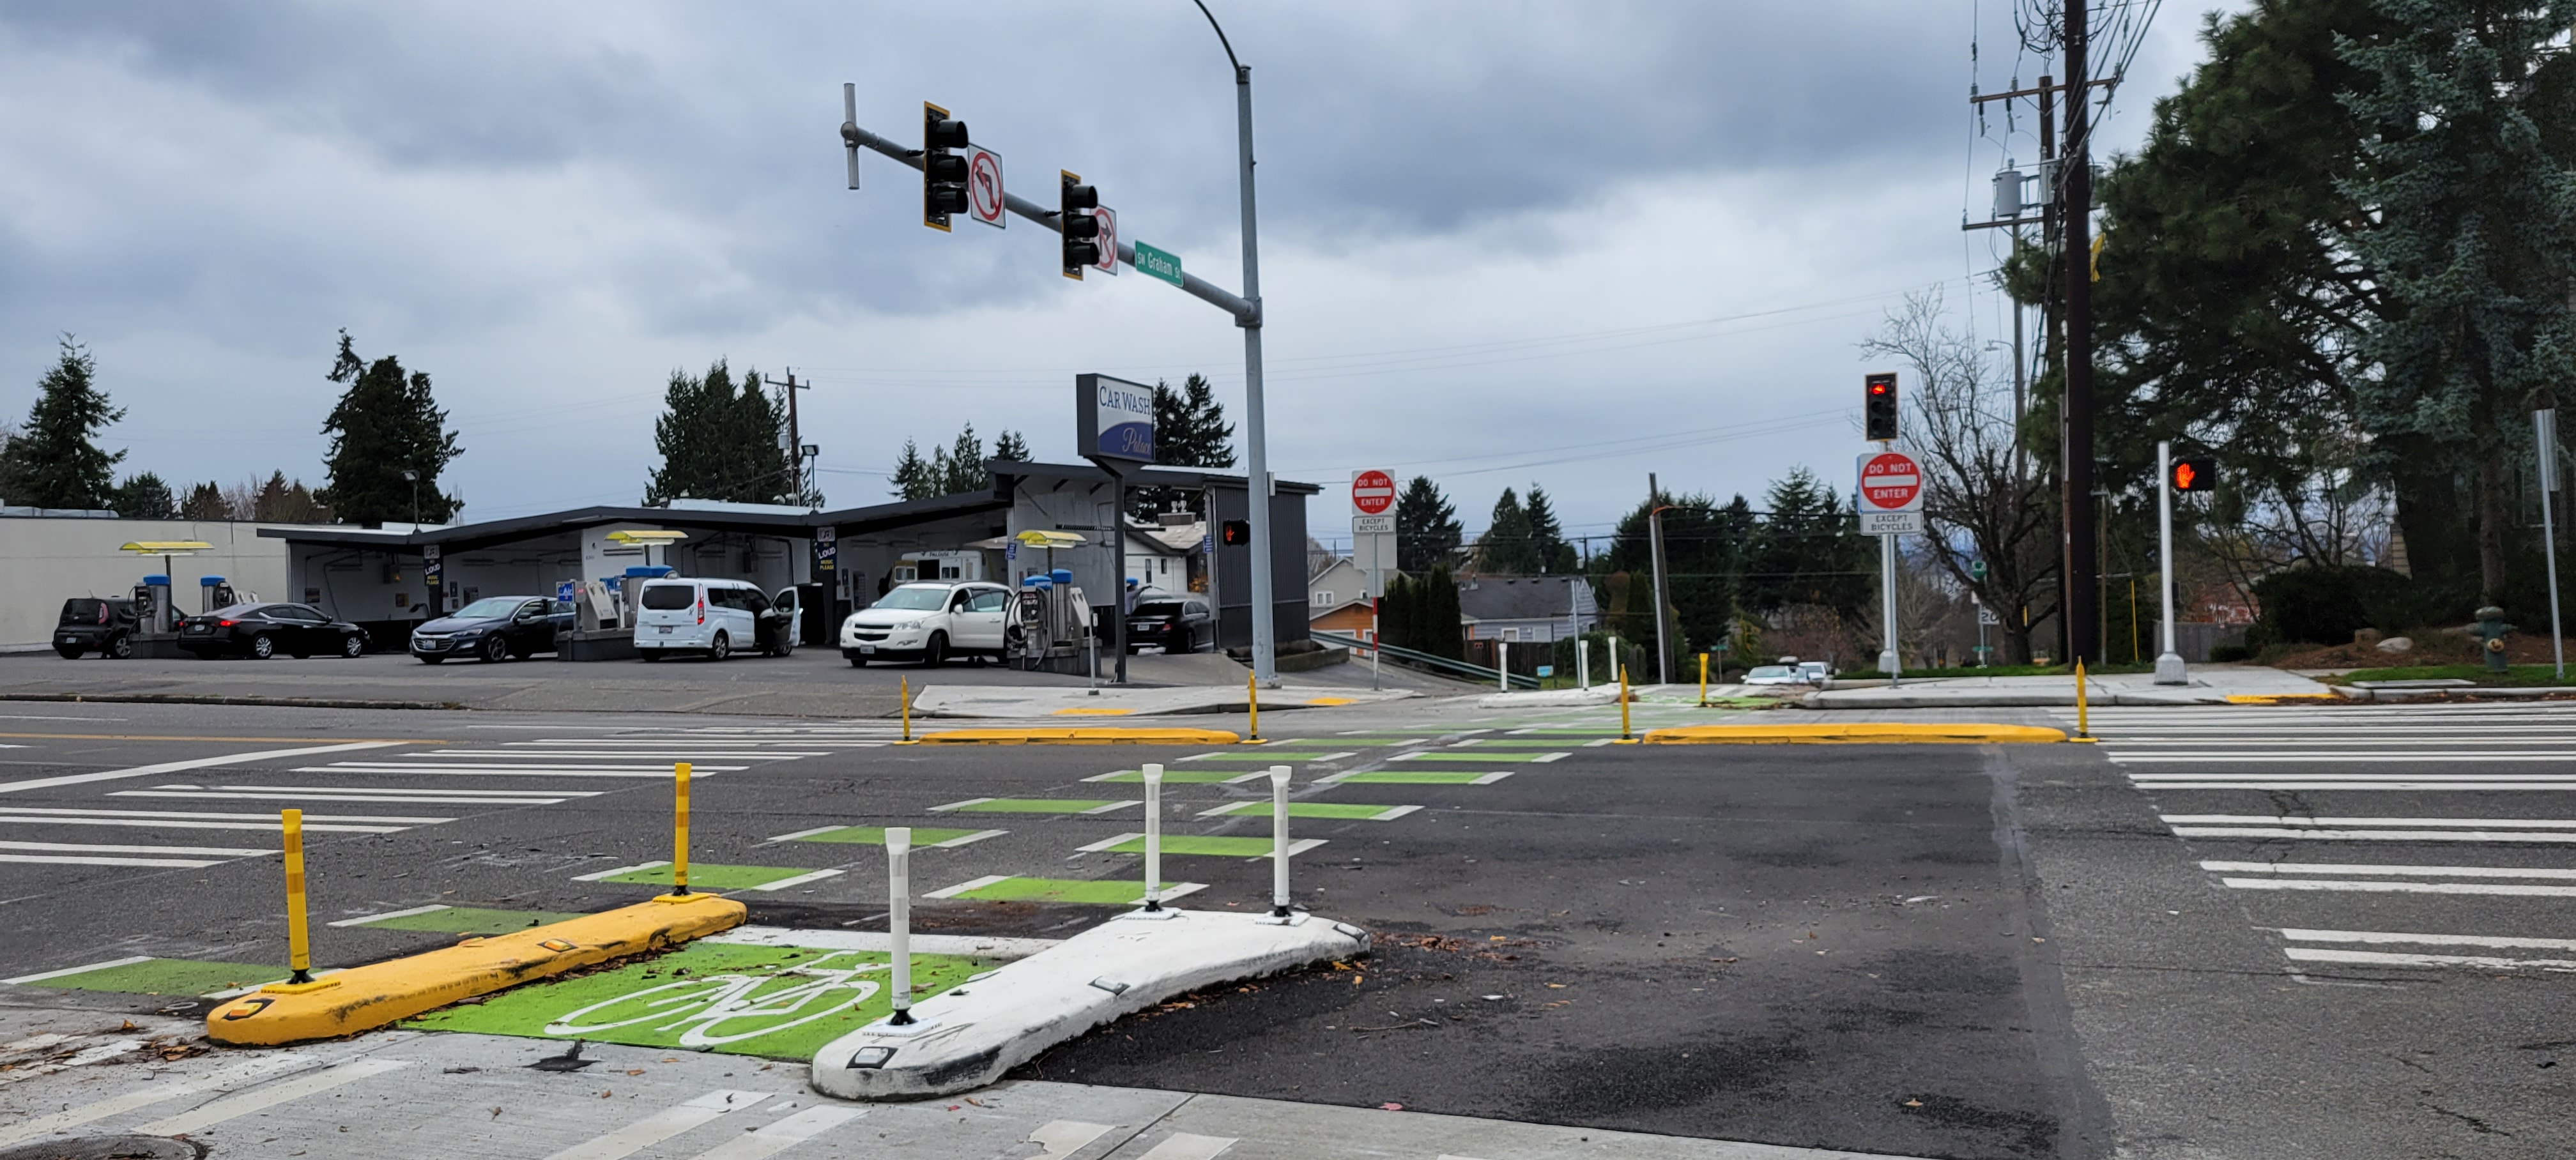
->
988, 459, 1322, 496
1457, 575, 1591, 622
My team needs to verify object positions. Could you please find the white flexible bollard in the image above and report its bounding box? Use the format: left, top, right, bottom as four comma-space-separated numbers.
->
1266, 764, 1298, 922
1120, 763, 1173, 920
884, 827, 924, 1028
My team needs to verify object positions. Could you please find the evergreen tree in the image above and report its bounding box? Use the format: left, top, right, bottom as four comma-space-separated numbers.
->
1421, 564, 1465, 660
2340, 0, 2576, 601
252, 471, 332, 523
180, 481, 231, 521
109, 472, 175, 519
1473, 487, 1538, 574
1596, 490, 1755, 657
1128, 373, 1235, 519
644, 360, 792, 505
1152, 373, 1235, 467
1395, 475, 1462, 572
1743, 468, 1870, 619
2, 337, 124, 509
940, 424, 987, 494
319, 330, 461, 524
993, 429, 1031, 461
1523, 484, 1577, 573
890, 439, 936, 501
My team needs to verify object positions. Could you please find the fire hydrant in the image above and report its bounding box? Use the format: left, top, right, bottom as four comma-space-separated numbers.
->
2471, 606, 2515, 675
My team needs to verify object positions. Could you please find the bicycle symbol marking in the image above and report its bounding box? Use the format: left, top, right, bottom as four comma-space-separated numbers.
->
544, 951, 887, 1048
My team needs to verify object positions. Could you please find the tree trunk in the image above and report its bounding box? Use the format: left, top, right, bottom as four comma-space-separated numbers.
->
2477, 446, 2509, 604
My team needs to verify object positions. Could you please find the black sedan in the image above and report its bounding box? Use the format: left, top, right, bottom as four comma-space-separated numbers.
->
410, 596, 573, 664
1126, 597, 1213, 654
179, 602, 369, 660
54, 597, 142, 659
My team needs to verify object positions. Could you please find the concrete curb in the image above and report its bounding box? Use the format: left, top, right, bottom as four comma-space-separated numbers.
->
0, 691, 464, 711
1644, 722, 2069, 744
809, 908, 1368, 1100
204, 894, 746, 1046
918, 726, 1244, 745
2335, 685, 2576, 702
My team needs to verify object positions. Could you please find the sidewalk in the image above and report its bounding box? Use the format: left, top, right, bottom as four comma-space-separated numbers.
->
912, 682, 1417, 718
1799, 665, 2336, 709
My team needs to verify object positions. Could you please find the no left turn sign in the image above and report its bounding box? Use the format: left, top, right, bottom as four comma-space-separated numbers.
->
965, 144, 1006, 229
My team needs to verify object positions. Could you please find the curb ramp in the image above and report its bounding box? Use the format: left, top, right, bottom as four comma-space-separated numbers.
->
917, 727, 1243, 745
204, 893, 746, 1046
1643, 722, 2067, 744
810, 908, 1368, 1100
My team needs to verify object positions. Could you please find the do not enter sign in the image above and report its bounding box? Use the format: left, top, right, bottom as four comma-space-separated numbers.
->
1857, 450, 1924, 514
1352, 470, 1396, 515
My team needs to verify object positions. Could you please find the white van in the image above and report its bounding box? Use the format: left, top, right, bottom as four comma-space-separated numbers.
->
632, 578, 802, 662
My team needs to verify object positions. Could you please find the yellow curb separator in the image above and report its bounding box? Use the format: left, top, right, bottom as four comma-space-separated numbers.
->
2223, 693, 2343, 704
1050, 707, 1136, 715
1641, 722, 2069, 745
918, 727, 1244, 745
204, 893, 746, 1046
1305, 697, 1356, 706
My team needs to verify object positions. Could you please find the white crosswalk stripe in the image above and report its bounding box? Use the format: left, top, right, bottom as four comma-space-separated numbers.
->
0, 723, 842, 884
2063, 703, 2576, 977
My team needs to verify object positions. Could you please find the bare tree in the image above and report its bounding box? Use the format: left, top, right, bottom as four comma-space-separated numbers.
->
1859, 290, 2057, 662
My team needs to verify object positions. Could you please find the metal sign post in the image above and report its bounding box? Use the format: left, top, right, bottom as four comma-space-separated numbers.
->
1855, 448, 1925, 682
2540, 409, 2566, 683
2154, 440, 2188, 684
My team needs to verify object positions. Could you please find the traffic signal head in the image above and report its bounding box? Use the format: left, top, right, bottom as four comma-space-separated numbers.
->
1864, 372, 1899, 442
923, 102, 970, 231
2171, 456, 2216, 492
1220, 519, 1251, 547
1061, 172, 1100, 279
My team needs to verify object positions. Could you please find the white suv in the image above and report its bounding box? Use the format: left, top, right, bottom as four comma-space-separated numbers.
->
842, 581, 1009, 667
634, 578, 801, 662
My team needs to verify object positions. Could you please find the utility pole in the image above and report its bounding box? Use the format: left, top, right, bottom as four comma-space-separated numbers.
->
763, 370, 812, 504
1646, 473, 1673, 685
2061, 0, 2099, 664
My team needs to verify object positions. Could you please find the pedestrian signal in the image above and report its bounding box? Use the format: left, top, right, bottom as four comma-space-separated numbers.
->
2171, 457, 2216, 492
1220, 519, 1251, 547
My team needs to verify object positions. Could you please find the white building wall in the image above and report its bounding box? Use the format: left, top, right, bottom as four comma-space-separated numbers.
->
0, 517, 305, 647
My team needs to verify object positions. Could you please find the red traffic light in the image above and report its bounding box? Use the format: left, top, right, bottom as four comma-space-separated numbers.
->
1869, 381, 1890, 396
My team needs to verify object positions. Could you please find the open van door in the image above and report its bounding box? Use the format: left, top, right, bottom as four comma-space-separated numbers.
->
762, 586, 801, 657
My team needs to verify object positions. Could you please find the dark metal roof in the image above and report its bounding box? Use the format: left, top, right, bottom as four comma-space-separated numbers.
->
1457, 576, 1591, 622
987, 459, 1322, 495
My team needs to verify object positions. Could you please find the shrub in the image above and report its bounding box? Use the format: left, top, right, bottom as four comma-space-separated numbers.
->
2208, 643, 2254, 663
2247, 565, 2412, 647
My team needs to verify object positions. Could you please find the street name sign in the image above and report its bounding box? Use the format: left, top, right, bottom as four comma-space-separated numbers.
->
1134, 241, 1183, 287
964, 144, 1005, 229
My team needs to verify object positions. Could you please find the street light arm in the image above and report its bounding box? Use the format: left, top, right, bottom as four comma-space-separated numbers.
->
1192, 0, 1243, 74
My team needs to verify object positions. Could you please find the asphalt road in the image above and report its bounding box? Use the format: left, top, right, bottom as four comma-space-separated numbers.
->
1, 695, 2570, 1158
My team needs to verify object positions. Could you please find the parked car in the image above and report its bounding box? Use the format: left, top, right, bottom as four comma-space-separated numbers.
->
633, 578, 802, 662
1126, 596, 1212, 654
54, 597, 142, 660
410, 596, 574, 664
1797, 660, 1832, 683
1742, 664, 1807, 686
841, 581, 1010, 667
178, 602, 369, 660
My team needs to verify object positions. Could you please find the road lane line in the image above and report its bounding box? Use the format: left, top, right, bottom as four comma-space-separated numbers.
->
3, 955, 155, 984
0, 840, 270, 857
329, 904, 452, 927
2164, 814, 2576, 827
0, 742, 408, 794
137, 1058, 411, 1136
2279, 928, 2576, 951
2112, 753, 2576, 763
542, 1089, 778, 1160
0, 806, 446, 823
573, 860, 670, 881
2171, 827, 2576, 842
2285, 947, 2576, 971
111, 791, 575, 805
682, 1104, 862, 1159
2202, 860, 2576, 879
749, 869, 843, 891
0, 1052, 319, 1147
2223, 878, 2576, 897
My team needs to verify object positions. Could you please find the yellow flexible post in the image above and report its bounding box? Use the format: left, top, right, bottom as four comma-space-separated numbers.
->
1698, 652, 1709, 707
282, 808, 312, 984
1248, 669, 1261, 743
2075, 659, 2090, 739
672, 762, 691, 896
901, 676, 911, 743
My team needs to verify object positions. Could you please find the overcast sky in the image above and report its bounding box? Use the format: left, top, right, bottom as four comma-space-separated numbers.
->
0, 1, 2239, 547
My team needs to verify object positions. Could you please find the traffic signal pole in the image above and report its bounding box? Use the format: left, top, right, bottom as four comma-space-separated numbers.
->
2154, 441, 2186, 685
2060, 0, 2100, 664
840, 65, 1277, 682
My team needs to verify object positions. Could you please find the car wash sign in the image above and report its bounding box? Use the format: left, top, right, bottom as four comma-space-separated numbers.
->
1076, 372, 1155, 464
